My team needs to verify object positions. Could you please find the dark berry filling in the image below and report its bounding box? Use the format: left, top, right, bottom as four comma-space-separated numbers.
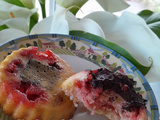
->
20, 59, 61, 90
89, 68, 147, 111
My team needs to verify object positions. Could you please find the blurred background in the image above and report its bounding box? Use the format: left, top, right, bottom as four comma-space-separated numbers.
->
76, 0, 160, 17
36, 0, 160, 19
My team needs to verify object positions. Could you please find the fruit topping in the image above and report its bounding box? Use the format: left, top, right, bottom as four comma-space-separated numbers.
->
5, 59, 23, 75
4, 79, 48, 108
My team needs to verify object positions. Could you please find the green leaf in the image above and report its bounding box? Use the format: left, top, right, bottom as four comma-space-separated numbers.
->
148, 22, 160, 38
3, 0, 25, 7
39, 1, 46, 18
29, 12, 39, 32
138, 10, 160, 38
0, 25, 8, 31
70, 30, 152, 75
137, 10, 154, 21
38, 0, 45, 4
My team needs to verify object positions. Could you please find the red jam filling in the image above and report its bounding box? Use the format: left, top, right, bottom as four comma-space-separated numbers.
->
5, 59, 23, 75
74, 77, 102, 110
20, 47, 38, 57
19, 47, 58, 66
4, 80, 48, 108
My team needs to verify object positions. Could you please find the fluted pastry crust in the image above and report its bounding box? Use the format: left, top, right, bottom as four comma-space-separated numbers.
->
0, 46, 75, 120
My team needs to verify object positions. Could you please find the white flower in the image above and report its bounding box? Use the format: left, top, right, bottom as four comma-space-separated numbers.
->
56, 0, 129, 14
30, 5, 69, 34
83, 11, 160, 82
0, 0, 37, 33
0, 4, 69, 44
96, 0, 129, 12
0, 2, 159, 83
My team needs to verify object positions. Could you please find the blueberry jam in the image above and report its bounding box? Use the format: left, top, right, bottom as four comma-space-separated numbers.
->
20, 59, 61, 91
89, 68, 147, 111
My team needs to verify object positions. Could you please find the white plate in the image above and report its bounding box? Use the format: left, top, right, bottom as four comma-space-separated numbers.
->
0, 34, 159, 120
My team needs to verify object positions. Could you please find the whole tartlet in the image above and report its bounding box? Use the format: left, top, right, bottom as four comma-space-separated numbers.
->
61, 68, 148, 120
0, 46, 76, 120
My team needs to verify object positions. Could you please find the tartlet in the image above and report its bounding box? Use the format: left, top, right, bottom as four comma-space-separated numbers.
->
61, 68, 148, 120
0, 46, 75, 120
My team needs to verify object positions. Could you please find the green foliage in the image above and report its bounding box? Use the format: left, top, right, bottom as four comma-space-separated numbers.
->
59, 41, 65, 48
70, 43, 76, 50
138, 9, 160, 38
112, 66, 121, 72
101, 59, 106, 65
19, 44, 25, 48
26, 43, 31, 47
102, 52, 110, 59
50, 42, 55, 46
102, 52, 107, 57
33, 41, 38, 47
70, 30, 152, 75
0, 25, 8, 31
96, 54, 102, 63
80, 46, 86, 50
66, 40, 71, 48
106, 54, 110, 59
134, 87, 141, 91
39, 0, 46, 18
92, 55, 97, 60
38, 39, 42, 48
3, 0, 25, 7
111, 63, 117, 68
29, 13, 39, 32
38, 0, 45, 4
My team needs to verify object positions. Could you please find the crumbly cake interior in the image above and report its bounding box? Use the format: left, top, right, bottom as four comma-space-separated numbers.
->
0, 46, 75, 120
62, 68, 148, 120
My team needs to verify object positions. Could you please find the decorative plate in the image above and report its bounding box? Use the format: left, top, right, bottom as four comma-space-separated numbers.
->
0, 34, 159, 120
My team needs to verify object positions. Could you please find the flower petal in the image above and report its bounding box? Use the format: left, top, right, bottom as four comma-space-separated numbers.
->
0, 18, 29, 33
96, 0, 129, 12
0, 29, 27, 45
66, 12, 105, 38
0, 1, 37, 20
30, 5, 69, 35
0, 0, 37, 33
84, 11, 160, 82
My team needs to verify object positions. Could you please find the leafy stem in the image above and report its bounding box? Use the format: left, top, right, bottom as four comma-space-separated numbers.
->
39, 0, 46, 18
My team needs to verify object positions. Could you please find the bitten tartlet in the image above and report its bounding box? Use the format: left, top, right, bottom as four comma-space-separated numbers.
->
0, 46, 76, 120
61, 68, 148, 120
